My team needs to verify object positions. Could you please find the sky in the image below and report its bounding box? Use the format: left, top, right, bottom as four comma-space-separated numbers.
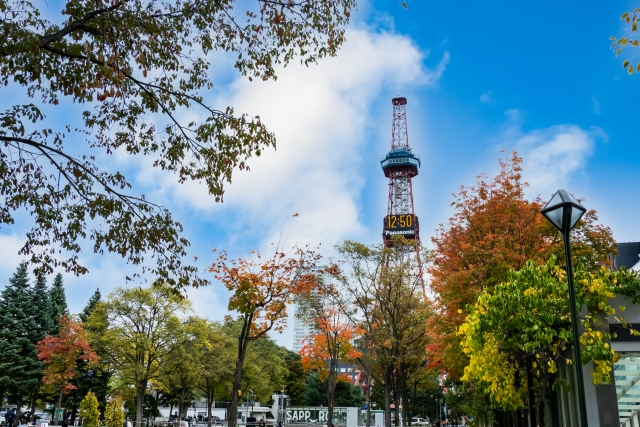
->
1, 0, 640, 350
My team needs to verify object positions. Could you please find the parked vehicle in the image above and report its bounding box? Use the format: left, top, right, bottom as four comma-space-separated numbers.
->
411, 418, 429, 426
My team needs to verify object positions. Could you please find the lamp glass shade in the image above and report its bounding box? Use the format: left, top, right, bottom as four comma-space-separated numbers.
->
543, 205, 564, 231
544, 191, 564, 211
541, 189, 587, 233
570, 206, 585, 230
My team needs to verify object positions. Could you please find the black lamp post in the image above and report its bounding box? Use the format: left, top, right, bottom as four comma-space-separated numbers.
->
540, 189, 588, 427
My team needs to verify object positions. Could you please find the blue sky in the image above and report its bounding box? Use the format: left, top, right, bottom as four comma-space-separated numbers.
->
1, 0, 639, 349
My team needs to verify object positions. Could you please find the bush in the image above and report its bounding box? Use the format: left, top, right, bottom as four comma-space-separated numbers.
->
79, 392, 100, 427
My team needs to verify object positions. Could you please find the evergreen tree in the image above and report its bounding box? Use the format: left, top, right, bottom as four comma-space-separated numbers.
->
0, 263, 43, 407
49, 273, 68, 332
28, 275, 53, 412
79, 289, 101, 323
32, 276, 54, 336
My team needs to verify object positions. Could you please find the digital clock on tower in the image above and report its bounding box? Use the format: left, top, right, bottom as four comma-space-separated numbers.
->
384, 214, 416, 237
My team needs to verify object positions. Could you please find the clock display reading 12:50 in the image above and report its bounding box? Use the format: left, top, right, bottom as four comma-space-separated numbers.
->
385, 214, 414, 229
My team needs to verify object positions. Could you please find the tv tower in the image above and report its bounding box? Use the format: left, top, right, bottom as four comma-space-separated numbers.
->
380, 97, 425, 295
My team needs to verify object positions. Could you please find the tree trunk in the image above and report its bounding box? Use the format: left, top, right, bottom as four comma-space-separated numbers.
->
229, 315, 252, 427
56, 388, 63, 426
384, 369, 392, 427
365, 371, 372, 427
179, 389, 185, 421
136, 381, 148, 427
30, 389, 39, 418
14, 399, 22, 427
206, 390, 213, 427
326, 348, 338, 427
400, 376, 409, 427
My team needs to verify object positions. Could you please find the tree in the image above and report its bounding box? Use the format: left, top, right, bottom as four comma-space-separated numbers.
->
79, 391, 100, 427
28, 275, 54, 413
37, 315, 98, 425
283, 352, 307, 406
50, 274, 68, 333
86, 285, 190, 426
241, 334, 289, 403
156, 317, 204, 421
208, 246, 322, 427
104, 397, 125, 427
0, 263, 42, 411
0, 0, 355, 288
335, 240, 431, 427
611, 9, 640, 74
428, 152, 616, 379
301, 372, 364, 407
195, 323, 236, 427
459, 258, 640, 423
32, 276, 54, 336
298, 286, 363, 427
79, 288, 101, 323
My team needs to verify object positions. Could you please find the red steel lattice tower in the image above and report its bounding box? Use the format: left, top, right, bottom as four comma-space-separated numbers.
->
380, 97, 425, 297
381, 97, 420, 246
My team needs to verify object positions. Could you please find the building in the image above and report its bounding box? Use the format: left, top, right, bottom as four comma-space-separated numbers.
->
292, 267, 326, 353
613, 242, 640, 271
292, 303, 315, 353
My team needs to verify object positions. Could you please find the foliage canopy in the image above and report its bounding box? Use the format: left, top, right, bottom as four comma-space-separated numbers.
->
459, 258, 640, 411
427, 152, 616, 378
0, 0, 354, 288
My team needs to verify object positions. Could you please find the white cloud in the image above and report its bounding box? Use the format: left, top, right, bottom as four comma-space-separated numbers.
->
142, 26, 449, 349
150, 27, 449, 252
480, 90, 495, 104
500, 109, 604, 199
0, 234, 28, 274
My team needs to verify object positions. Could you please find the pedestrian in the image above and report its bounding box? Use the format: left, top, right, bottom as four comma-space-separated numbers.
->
259, 420, 265, 427
6, 409, 16, 427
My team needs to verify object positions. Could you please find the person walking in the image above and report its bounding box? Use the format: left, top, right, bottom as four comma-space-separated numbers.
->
5, 409, 16, 427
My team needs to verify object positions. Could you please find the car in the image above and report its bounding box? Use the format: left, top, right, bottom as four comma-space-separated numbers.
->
411, 418, 428, 426
1, 411, 6, 427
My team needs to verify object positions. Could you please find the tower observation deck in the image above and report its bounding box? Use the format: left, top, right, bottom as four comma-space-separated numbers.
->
381, 97, 421, 247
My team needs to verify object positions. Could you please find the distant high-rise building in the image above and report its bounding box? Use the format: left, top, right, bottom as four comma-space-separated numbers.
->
292, 267, 326, 353
292, 303, 315, 353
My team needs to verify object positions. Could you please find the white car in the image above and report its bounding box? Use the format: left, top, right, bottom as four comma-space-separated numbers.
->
411, 418, 428, 426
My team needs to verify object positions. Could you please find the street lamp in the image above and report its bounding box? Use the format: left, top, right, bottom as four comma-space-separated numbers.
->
540, 189, 588, 427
